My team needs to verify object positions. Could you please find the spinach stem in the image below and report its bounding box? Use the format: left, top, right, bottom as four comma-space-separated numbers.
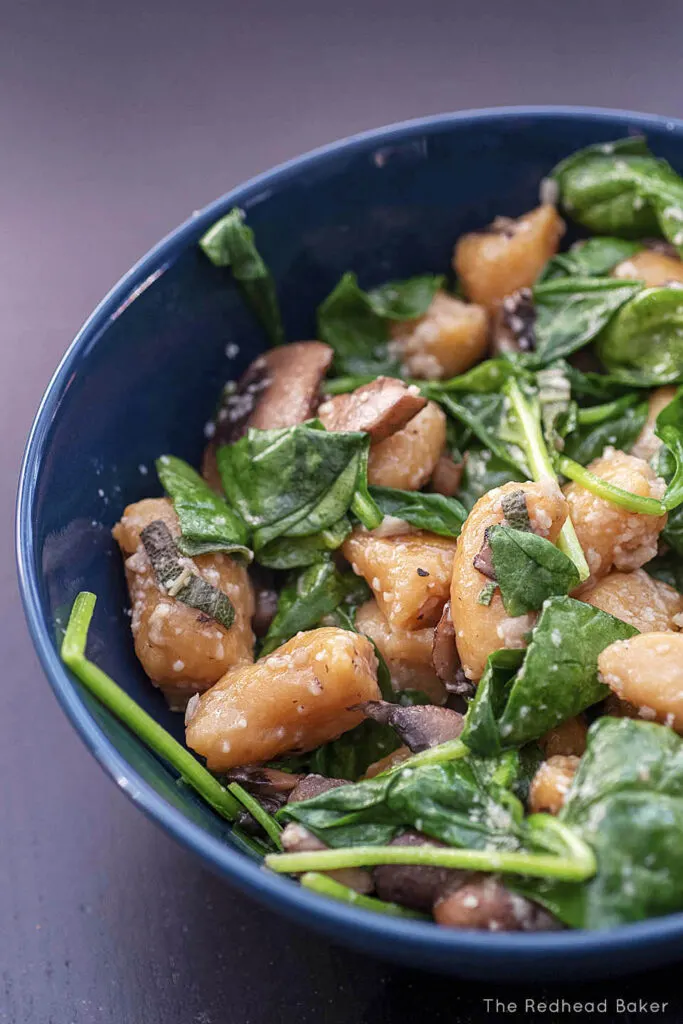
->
576, 394, 638, 426
323, 375, 377, 395
380, 738, 470, 774
558, 456, 667, 516
300, 872, 429, 919
506, 379, 590, 581
227, 782, 283, 849
266, 835, 596, 883
61, 592, 240, 821
351, 490, 383, 530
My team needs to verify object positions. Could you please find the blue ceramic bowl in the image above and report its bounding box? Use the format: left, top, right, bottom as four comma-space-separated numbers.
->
17, 107, 683, 980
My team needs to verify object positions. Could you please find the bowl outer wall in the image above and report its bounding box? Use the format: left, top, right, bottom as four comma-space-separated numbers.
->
16, 106, 683, 980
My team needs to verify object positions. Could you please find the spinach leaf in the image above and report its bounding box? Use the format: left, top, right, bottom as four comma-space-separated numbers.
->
155, 455, 251, 560
426, 358, 520, 395
558, 361, 635, 402
538, 237, 643, 281
530, 277, 643, 364
562, 395, 648, 466
435, 393, 529, 475
519, 718, 683, 928
457, 450, 525, 511
597, 287, 683, 385
256, 517, 352, 570
199, 208, 284, 346
655, 389, 683, 510
552, 136, 683, 244
279, 755, 525, 851
488, 526, 580, 616
261, 558, 369, 656
317, 272, 442, 375
368, 487, 466, 538
217, 422, 372, 555
645, 550, 683, 592
462, 597, 638, 756
305, 721, 401, 782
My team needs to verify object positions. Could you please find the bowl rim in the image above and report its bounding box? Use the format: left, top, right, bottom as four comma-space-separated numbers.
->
16, 104, 683, 965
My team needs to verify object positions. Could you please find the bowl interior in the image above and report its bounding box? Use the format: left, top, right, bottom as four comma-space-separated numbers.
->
18, 107, 683, 977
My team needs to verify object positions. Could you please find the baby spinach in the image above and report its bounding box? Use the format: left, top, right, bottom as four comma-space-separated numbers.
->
216, 422, 378, 558
552, 136, 683, 245
260, 557, 369, 656
368, 486, 466, 537
646, 550, 683, 592
457, 450, 525, 511
538, 237, 642, 281
155, 455, 251, 560
426, 358, 520, 395
279, 754, 526, 852
530, 276, 643, 365
597, 287, 683, 385
462, 597, 638, 756
317, 272, 442, 376
435, 392, 529, 476
519, 718, 683, 928
655, 389, 683, 510
562, 394, 648, 466
199, 207, 284, 346
488, 526, 580, 616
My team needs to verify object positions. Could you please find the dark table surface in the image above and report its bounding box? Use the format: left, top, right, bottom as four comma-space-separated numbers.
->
5, 1, 683, 1021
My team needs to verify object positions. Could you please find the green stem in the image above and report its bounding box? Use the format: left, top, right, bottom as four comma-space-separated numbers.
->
351, 489, 383, 530
61, 592, 240, 820
266, 835, 596, 883
300, 872, 429, 919
227, 782, 283, 849
380, 738, 469, 775
558, 456, 667, 516
527, 814, 596, 877
576, 394, 638, 426
323, 375, 378, 395
506, 379, 590, 582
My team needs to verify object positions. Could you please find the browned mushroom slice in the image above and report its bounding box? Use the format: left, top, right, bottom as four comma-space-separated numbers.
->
373, 832, 468, 912
490, 288, 536, 356
430, 454, 465, 498
353, 700, 464, 752
213, 341, 334, 445
287, 774, 350, 803
432, 602, 461, 684
433, 875, 560, 931
280, 821, 373, 893
249, 565, 279, 638
225, 765, 303, 800
317, 377, 426, 443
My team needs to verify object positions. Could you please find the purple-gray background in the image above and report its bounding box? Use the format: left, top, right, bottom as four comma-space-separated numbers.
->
4, 2, 683, 1021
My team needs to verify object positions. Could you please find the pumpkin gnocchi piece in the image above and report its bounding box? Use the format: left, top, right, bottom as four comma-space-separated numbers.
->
388, 291, 489, 380
113, 498, 254, 710
343, 530, 458, 631
630, 386, 678, 461
598, 633, 683, 734
185, 627, 380, 770
453, 205, 565, 310
354, 599, 446, 704
582, 569, 683, 633
529, 755, 581, 815
612, 249, 683, 288
450, 480, 569, 681
563, 448, 668, 580
367, 401, 447, 490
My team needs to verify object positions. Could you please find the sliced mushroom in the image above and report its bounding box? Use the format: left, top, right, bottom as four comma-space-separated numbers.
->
430, 454, 465, 498
432, 602, 461, 684
213, 341, 334, 445
373, 832, 468, 912
225, 765, 303, 800
353, 700, 464, 753
250, 565, 279, 638
287, 774, 349, 804
317, 377, 426, 443
490, 288, 536, 356
433, 875, 560, 931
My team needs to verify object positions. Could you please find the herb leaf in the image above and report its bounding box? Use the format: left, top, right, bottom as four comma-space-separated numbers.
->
597, 287, 683, 385
199, 207, 284, 346
531, 277, 643, 365
520, 718, 683, 928
538, 237, 643, 281
368, 486, 467, 537
317, 272, 442, 375
217, 422, 372, 556
488, 526, 580, 616
156, 455, 251, 560
462, 597, 638, 756
260, 558, 369, 656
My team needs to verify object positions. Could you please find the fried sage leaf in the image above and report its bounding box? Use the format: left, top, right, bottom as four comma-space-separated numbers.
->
140, 519, 235, 629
